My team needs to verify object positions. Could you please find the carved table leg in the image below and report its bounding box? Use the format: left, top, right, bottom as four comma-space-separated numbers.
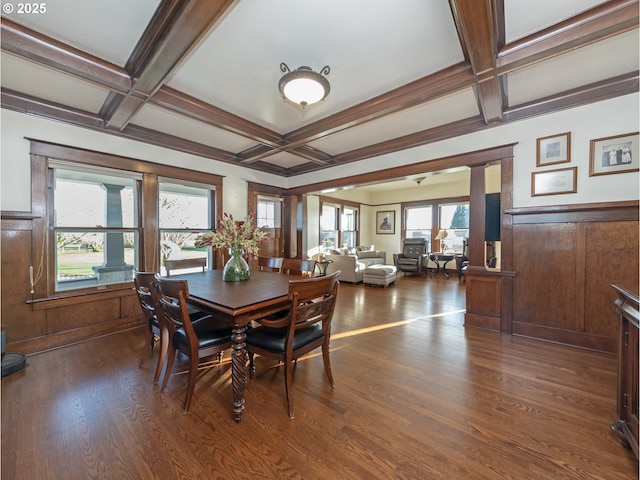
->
231, 325, 247, 422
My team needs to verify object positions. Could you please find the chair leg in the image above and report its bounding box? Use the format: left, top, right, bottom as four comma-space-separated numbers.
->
183, 355, 199, 413
284, 359, 294, 420
160, 348, 177, 393
153, 327, 169, 384
138, 327, 154, 368
248, 352, 256, 378
321, 340, 334, 387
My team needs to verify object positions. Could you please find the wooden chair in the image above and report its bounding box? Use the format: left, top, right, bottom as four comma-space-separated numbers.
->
153, 275, 233, 413
134, 272, 165, 382
246, 270, 340, 419
258, 256, 283, 272
165, 257, 207, 276
281, 258, 317, 277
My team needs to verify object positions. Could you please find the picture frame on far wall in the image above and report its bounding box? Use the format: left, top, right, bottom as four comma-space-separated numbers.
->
589, 132, 639, 176
536, 132, 571, 167
531, 167, 577, 197
376, 211, 395, 234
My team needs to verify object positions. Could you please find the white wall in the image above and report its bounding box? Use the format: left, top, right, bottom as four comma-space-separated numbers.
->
288, 94, 640, 208
0, 109, 287, 213
2, 93, 638, 216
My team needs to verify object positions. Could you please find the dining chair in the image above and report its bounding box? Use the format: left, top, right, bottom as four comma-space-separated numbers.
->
258, 256, 283, 272
281, 257, 317, 277
153, 275, 233, 413
134, 272, 165, 382
165, 257, 207, 276
246, 270, 340, 419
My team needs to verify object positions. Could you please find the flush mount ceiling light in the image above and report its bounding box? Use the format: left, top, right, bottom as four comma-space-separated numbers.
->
279, 63, 330, 109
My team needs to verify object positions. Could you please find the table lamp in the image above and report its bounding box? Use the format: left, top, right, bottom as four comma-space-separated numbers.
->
435, 229, 448, 252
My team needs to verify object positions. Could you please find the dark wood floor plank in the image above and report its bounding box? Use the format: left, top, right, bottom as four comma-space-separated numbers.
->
2, 275, 636, 479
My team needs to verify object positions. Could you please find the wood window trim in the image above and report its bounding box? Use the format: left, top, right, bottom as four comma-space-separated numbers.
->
28, 139, 223, 301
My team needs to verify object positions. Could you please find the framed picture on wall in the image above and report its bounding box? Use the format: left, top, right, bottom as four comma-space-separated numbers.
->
589, 132, 639, 176
536, 132, 571, 167
376, 211, 395, 234
531, 167, 577, 196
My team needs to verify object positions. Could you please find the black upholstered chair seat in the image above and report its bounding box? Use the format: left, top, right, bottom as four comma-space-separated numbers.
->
172, 316, 233, 353
246, 324, 323, 353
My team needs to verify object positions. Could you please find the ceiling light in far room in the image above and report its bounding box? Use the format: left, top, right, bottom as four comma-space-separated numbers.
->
279, 63, 330, 109
413, 177, 426, 185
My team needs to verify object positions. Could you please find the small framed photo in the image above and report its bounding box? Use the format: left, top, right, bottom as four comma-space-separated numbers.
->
589, 132, 639, 176
536, 132, 571, 167
531, 167, 577, 197
376, 211, 395, 234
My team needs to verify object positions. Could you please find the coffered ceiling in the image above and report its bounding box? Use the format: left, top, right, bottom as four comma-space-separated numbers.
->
1, 0, 638, 181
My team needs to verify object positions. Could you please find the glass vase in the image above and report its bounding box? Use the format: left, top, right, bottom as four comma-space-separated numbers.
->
222, 246, 250, 282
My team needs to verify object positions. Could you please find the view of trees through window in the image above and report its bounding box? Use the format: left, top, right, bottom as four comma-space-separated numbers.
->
54, 167, 138, 291
439, 203, 469, 251
159, 181, 212, 274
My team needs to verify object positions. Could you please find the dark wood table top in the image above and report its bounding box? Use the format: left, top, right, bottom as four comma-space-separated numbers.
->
169, 269, 292, 323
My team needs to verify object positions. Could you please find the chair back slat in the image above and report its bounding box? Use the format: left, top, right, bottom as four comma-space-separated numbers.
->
258, 256, 283, 272
134, 272, 157, 321
154, 276, 193, 337
282, 258, 316, 276
289, 271, 340, 331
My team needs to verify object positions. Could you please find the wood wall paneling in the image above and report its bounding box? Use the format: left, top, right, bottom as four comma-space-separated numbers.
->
510, 205, 639, 353
1, 220, 47, 343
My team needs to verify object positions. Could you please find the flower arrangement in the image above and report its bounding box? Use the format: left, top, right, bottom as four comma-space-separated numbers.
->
194, 212, 269, 258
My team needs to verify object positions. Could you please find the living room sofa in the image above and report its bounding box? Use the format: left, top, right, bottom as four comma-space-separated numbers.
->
323, 247, 387, 283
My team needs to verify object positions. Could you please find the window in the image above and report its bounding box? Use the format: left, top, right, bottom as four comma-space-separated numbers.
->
256, 196, 281, 228
341, 207, 357, 248
439, 203, 469, 252
159, 181, 214, 275
53, 165, 140, 291
405, 206, 432, 250
320, 204, 339, 250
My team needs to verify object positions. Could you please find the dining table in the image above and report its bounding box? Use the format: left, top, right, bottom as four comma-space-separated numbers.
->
168, 269, 292, 422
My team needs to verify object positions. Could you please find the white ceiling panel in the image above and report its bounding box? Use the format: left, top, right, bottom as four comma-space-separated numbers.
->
260, 152, 312, 169
131, 105, 257, 153
308, 88, 480, 155
1, 53, 110, 113
506, 30, 639, 106
2, 0, 161, 66
169, 0, 464, 133
504, 0, 607, 42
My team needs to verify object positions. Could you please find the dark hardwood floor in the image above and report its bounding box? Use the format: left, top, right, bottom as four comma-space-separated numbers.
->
2, 274, 637, 479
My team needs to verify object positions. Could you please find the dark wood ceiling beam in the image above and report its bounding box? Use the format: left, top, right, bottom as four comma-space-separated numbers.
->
237, 143, 332, 165
151, 86, 283, 145
0, 19, 131, 92
1, 88, 105, 129
449, 0, 503, 124
285, 71, 637, 177
503, 71, 639, 122
284, 62, 475, 145
104, 0, 238, 131
497, 0, 639, 74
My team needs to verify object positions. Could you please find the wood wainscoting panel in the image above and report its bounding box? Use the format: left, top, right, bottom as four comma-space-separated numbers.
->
513, 223, 579, 330
1, 221, 48, 342
465, 273, 501, 330
510, 203, 639, 353
47, 298, 123, 332
584, 221, 639, 337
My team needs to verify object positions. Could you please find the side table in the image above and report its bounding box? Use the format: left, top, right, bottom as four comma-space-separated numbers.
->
429, 252, 454, 278
315, 259, 333, 277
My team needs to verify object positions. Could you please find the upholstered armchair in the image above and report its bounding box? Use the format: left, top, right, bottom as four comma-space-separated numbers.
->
393, 238, 429, 275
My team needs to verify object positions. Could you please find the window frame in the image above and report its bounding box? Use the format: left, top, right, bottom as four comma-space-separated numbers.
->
31, 140, 223, 299
401, 196, 469, 254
